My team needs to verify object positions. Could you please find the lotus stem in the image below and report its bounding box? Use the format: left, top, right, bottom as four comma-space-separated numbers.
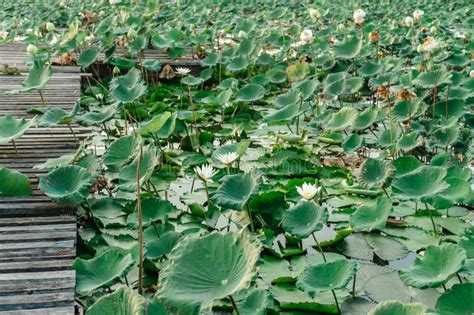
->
67, 123, 78, 143
382, 187, 390, 198
425, 203, 438, 235
38, 89, 46, 106
456, 272, 463, 283
204, 180, 211, 207
11, 139, 18, 155
136, 144, 144, 295
331, 289, 340, 314
311, 233, 327, 262
228, 295, 240, 315
187, 84, 200, 148
190, 178, 195, 193
245, 204, 255, 233
352, 273, 357, 298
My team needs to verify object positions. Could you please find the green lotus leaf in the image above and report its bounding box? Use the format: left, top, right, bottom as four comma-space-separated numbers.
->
74, 247, 135, 295
200, 52, 219, 67
181, 75, 204, 86
392, 156, 421, 175
0, 167, 32, 196
350, 196, 391, 232
118, 147, 158, 192
392, 100, 420, 122
286, 62, 310, 82
353, 107, 378, 131
392, 166, 448, 200
357, 61, 383, 77
358, 158, 390, 188
368, 301, 427, 315
146, 231, 180, 260
127, 197, 177, 227
265, 103, 301, 123
235, 84, 266, 102
413, 69, 452, 88
399, 243, 466, 289
337, 233, 408, 261
226, 56, 249, 71
294, 79, 319, 101
38, 108, 68, 127
156, 232, 261, 314
398, 132, 422, 152
141, 59, 162, 72
433, 125, 459, 146
333, 35, 363, 59
343, 133, 363, 153
237, 288, 273, 315
273, 90, 299, 108
9, 60, 51, 93
77, 106, 116, 125
103, 135, 138, 168
86, 286, 146, 315
213, 172, 259, 210
378, 123, 401, 147
435, 283, 474, 315
111, 68, 147, 103
341, 297, 376, 315
0, 115, 36, 144
139, 112, 172, 137
77, 48, 99, 68
282, 201, 328, 238
39, 165, 93, 204
326, 107, 358, 131
266, 67, 287, 84
297, 258, 356, 291
446, 53, 470, 67
434, 99, 465, 119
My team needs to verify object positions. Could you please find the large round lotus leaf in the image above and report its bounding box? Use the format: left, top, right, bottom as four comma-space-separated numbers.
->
103, 135, 138, 168
343, 133, 363, 153
325, 107, 358, 131
353, 107, 378, 131
435, 283, 474, 315
235, 84, 266, 102
391, 166, 448, 200
111, 69, 147, 103
237, 288, 273, 315
74, 247, 134, 294
127, 197, 177, 227
350, 196, 391, 232
13, 60, 52, 92
392, 100, 420, 122
86, 286, 146, 315
434, 99, 465, 119
139, 112, 172, 137
181, 75, 204, 86
39, 165, 93, 204
200, 52, 219, 66
0, 167, 32, 196
399, 243, 466, 289
358, 158, 390, 188
38, 108, 69, 127
265, 103, 301, 123
286, 62, 310, 82
295, 79, 319, 101
226, 56, 249, 71
392, 156, 421, 175
77, 106, 116, 125
333, 35, 363, 59
118, 147, 158, 192
77, 48, 99, 68
282, 201, 328, 238
367, 301, 427, 315
357, 61, 383, 77
0, 115, 36, 144
297, 259, 356, 292
213, 172, 259, 210
341, 297, 376, 315
412, 69, 452, 88
156, 232, 261, 314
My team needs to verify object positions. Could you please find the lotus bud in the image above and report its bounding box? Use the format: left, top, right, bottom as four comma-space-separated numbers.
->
369, 31, 379, 43
404, 16, 413, 27
353, 9, 366, 25
469, 70, 474, 78
336, 24, 345, 32
237, 30, 247, 40
26, 44, 38, 56
127, 28, 137, 38
416, 44, 425, 54
413, 9, 424, 21
430, 26, 437, 33
46, 22, 55, 32
309, 8, 321, 19
113, 66, 121, 75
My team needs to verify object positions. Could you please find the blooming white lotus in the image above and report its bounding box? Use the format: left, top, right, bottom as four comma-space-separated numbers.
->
469, 70, 474, 78
175, 67, 191, 76
296, 183, 320, 200
353, 9, 366, 24
300, 29, 313, 43
46, 22, 55, 32
413, 10, 424, 21
216, 152, 239, 166
422, 36, 438, 52
194, 164, 217, 182
404, 16, 413, 27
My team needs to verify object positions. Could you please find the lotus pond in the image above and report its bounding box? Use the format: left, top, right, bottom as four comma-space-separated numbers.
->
1, 0, 473, 314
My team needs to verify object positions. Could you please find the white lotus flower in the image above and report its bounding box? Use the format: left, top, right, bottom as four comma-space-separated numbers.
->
109, 0, 121, 4
0, 31, 9, 38
413, 10, 424, 21
296, 183, 320, 200
353, 9, 366, 24
49, 36, 58, 45
194, 164, 217, 182
46, 22, 55, 32
26, 44, 38, 56
422, 36, 438, 52
85, 34, 95, 43
469, 70, 474, 78
216, 152, 239, 166
175, 67, 191, 76
416, 44, 425, 54
237, 30, 248, 40
300, 29, 313, 43
309, 8, 321, 19
404, 16, 413, 26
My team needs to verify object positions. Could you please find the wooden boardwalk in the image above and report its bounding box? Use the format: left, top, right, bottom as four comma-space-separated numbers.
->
0, 49, 87, 314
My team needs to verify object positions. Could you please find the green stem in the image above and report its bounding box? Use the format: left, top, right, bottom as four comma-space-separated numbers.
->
311, 233, 327, 262
425, 203, 438, 235
11, 139, 18, 155
228, 295, 240, 315
331, 289, 340, 314
245, 204, 255, 233
352, 273, 357, 298
204, 180, 211, 207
